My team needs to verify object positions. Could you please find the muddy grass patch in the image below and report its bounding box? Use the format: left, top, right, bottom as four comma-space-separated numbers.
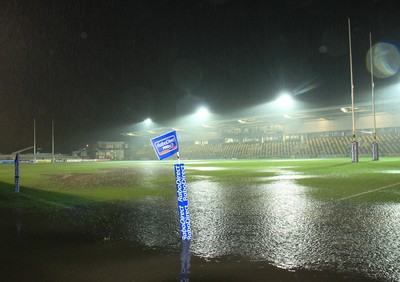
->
42, 168, 149, 189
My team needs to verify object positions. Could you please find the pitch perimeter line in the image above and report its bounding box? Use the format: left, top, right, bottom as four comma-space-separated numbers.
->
338, 182, 400, 201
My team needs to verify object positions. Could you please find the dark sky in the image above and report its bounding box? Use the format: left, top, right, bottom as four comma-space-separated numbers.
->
0, 0, 399, 153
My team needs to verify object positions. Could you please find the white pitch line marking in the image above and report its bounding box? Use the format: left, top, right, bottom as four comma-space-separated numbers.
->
338, 182, 400, 201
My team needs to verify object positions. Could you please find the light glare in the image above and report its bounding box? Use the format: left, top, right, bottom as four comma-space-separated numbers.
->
276, 94, 293, 108
196, 107, 209, 118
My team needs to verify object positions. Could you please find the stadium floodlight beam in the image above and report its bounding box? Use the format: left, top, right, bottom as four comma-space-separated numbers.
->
276, 92, 294, 109
274, 91, 294, 110
144, 118, 152, 124
195, 107, 209, 119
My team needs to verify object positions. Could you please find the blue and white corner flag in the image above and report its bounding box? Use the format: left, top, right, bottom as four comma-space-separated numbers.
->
150, 130, 179, 160
150, 130, 191, 241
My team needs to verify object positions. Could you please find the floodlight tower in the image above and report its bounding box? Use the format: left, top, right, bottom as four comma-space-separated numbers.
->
348, 19, 358, 162
370, 33, 379, 161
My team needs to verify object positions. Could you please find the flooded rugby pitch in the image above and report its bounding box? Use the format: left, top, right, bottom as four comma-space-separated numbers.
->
1, 162, 400, 281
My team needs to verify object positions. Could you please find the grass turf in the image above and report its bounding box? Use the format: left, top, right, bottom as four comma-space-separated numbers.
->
1, 157, 400, 211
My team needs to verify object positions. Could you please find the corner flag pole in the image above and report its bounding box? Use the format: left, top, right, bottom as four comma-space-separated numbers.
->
14, 153, 20, 193
150, 131, 191, 241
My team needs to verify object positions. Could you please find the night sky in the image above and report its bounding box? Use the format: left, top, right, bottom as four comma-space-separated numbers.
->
0, 0, 399, 153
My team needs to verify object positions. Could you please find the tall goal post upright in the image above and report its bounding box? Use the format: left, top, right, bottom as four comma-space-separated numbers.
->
369, 33, 379, 161
33, 118, 37, 163
52, 119, 55, 163
348, 19, 358, 162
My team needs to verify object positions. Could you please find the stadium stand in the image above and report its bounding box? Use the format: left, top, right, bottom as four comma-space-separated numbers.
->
123, 98, 400, 160
128, 132, 400, 160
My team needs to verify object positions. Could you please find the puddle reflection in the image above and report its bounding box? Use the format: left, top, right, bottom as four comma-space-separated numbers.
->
180, 240, 191, 282
2, 168, 400, 281
186, 176, 400, 281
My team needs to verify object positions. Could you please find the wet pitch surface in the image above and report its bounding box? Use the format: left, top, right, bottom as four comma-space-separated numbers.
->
1, 166, 399, 281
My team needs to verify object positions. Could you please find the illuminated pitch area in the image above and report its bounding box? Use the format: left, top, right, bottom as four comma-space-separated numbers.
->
1, 158, 400, 208
1, 158, 400, 281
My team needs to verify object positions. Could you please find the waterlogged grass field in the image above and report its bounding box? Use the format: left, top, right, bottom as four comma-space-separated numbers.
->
1, 157, 400, 210
2, 157, 400, 281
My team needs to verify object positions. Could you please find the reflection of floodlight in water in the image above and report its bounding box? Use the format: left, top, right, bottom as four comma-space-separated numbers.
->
276, 93, 294, 108
341, 107, 351, 113
195, 107, 209, 119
